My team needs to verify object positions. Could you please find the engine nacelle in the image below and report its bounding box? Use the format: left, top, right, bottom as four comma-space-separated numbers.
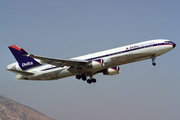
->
88, 59, 104, 68
103, 66, 120, 76
102, 57, 112, 66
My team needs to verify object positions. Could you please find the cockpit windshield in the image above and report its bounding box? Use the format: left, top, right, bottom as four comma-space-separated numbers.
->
165, 41, 170, 43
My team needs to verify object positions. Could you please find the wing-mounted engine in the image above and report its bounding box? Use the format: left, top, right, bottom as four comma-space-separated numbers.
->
88, 59, 104, 68
103, 66, 120, 76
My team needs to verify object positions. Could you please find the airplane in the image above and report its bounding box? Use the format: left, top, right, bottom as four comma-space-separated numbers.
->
7, 39, 176, 84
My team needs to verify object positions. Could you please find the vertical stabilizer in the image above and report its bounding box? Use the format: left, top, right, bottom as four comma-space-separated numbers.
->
8, 45, 41, 70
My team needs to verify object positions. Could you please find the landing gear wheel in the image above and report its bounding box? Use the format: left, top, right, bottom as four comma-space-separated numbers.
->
152, 62, 156, 66
87, 79, 92, 84
81, 74, 87, 81
76, 75, 81, 80
91, 78, 96, 83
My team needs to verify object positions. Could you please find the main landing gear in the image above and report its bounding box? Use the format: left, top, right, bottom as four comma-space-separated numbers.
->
76, 74, 87, 81
151, 56, 156, 66
75, 67, 96, 84
87, 78, 96, 84
75, 74, 96, 84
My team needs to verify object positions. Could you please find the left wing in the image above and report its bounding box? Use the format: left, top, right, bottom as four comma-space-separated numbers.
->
26, 54, 89, 67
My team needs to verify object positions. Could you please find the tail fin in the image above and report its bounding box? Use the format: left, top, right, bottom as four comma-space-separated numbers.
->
8, 45, 41, 70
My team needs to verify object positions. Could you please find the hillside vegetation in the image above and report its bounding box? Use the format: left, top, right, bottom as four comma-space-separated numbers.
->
0, 95, 53, 120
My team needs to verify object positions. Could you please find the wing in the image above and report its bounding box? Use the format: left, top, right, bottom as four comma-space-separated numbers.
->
6, 69, 34, 76
26, 54, 89, 67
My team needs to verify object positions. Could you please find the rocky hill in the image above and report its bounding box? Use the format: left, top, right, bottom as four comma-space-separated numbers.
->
0, 95, 53, 120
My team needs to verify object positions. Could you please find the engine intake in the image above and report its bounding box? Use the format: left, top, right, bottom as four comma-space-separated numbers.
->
103, 66, 120, 76
88, 59, 104, 68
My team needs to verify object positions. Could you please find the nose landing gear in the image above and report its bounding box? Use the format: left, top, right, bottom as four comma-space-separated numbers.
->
152, 62, 156, 66
151, 56, 156, 66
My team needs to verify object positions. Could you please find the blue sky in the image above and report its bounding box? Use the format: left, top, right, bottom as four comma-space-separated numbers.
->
0, 1, 180, 120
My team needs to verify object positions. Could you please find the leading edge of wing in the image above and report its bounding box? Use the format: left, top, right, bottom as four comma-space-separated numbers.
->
26, 54, 89, 67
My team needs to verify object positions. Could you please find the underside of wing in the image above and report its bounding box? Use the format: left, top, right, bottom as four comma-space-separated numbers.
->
26, 54, 89, 67
6, 69, 34, 76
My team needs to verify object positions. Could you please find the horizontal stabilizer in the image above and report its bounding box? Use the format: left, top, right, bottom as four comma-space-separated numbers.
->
6, 69, 34, 76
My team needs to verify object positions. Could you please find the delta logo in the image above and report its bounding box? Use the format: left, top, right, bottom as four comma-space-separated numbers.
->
22, 62, 33, 67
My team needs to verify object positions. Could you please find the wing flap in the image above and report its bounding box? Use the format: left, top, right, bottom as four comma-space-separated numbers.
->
26, 54, 89, 67
6, 69, 34, 76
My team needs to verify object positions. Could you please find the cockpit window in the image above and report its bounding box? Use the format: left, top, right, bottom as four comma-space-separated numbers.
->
165, 41, 170, 43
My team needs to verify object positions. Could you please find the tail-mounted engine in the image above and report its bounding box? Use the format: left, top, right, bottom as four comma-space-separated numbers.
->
103, 66, 120, 76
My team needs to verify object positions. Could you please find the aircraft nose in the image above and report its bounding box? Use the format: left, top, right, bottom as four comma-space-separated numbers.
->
172, 42, 176, 48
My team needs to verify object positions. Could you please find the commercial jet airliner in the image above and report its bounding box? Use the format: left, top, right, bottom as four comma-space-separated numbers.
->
7, 39, 176, 84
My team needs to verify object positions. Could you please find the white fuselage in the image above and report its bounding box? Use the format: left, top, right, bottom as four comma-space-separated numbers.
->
9, 39, 175, 80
